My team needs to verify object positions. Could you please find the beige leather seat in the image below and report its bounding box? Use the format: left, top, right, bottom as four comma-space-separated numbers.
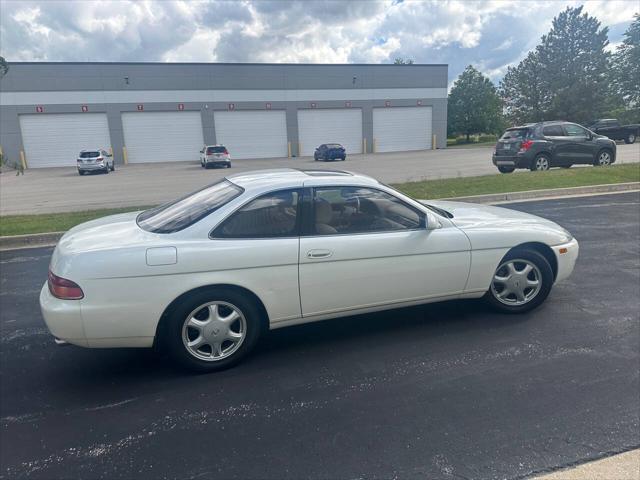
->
315, 199, 338, 234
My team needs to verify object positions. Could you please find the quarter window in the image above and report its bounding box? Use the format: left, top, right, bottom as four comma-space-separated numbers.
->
214, 189, 301, 238
313, 187, 422, 235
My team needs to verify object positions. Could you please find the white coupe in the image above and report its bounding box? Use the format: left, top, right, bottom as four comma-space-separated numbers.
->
41, 169, 578, 371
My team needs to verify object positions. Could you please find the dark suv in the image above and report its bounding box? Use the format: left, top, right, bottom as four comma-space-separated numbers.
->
492, 121, 616, 173
314, 144, 346, 161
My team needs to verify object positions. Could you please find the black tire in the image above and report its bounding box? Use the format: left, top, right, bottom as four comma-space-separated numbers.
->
483, 248, 554, 314
530, 154, 551, 172
164, 288, 264, 372
78, 170, 85, 176
341, 156, 346, 161
624, 133, 636, 144
594, 149, 613, 166
498, 166, 514, 174
110, 162, 115, 172
104, 166, 109, 174
227, 163, 231, 168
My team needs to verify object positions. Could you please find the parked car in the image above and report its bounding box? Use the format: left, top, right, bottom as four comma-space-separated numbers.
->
587, 119, 639, 144
492, 121, 616, 173
41, 169, 578, 372
200, 145, 231, 168
77, 149, 115, 175
314, 143, 346, 161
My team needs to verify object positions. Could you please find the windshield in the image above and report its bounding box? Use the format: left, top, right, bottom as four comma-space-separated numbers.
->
137, 179, 243, 234
326, 144, 343, 149
79, 151, 100, 158
500, 129, 529, 140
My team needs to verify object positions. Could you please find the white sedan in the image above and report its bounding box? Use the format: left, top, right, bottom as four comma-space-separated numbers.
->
41, 169, 579, 371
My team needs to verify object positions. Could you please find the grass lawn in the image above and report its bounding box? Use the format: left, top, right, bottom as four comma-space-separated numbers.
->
0, 164, 638, 237
0, 206, 152, 237
393, 163, 639, 200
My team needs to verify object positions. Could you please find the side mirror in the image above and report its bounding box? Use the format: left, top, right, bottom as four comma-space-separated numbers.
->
424, 211, 443, 230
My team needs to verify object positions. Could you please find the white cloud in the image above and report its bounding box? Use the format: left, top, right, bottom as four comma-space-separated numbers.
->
0, 0, 636, 83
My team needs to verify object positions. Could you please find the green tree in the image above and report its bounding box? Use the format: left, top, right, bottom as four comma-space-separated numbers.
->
448, 65, 504, 141
536, 6, 611, 124
0, 56, 8, 79
500, 51, 548, 125
612, 13, 640, 107
393, 58, 414, 64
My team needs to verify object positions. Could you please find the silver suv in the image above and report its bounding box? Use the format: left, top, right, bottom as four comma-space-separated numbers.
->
77, 149, 115, 175
200, 145, 231, 169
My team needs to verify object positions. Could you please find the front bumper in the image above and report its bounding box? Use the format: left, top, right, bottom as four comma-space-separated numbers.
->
39, 283, 88, 347
552, 238, 579, 283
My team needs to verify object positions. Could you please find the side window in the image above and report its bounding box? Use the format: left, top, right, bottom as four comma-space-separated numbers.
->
565, 124, 588, 137
542, 125, 565, 137
213, 189, 301, 238
313, 186, 422, 235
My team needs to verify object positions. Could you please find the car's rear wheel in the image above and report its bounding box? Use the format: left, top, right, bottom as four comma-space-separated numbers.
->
595, 149, 612, 166
164, 289, 263, 372
110, 161, 115, 172
625, 133, 636, 144
341, 156, 346, 161
498, 166, 514, 173
484, 249, 553, 314
531, 154, 550, 172
78, 170, 85, 176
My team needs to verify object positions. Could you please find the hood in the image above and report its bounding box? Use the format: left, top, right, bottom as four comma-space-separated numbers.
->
424, 200, 573, 248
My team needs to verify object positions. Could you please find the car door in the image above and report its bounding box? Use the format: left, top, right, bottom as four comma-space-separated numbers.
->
542, 124, 571, 165
210, 188, 304, 321
563, 123, 598, 164
298, 185, 471, 318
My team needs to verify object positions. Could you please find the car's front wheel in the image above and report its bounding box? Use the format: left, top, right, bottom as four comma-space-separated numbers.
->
595, 149, 613, 166
164, 289, 263, 372
484, 249, 553, 313
625, 133, 636, 144
498, 166, 514, 174
531, 154, 550, 172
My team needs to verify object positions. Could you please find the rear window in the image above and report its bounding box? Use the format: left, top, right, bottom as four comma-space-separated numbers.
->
500, 129, 529, 140
207, 146, 226, 154
137, 179, 243, 234
326, 144, 343, 149
79, 151, 100, 158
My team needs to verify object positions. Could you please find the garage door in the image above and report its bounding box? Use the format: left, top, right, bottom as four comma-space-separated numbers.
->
122, 111, 204, 163
214, 110, 288, 159
373, 107, 432, 153
298, 109, 362, 156
19, 113, 111, 168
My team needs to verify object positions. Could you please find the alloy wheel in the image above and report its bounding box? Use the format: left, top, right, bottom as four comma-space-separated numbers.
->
491, 259, 542, 306
535, 156, 549, 171
182, 301, 247, 361
597, 151, 611, 166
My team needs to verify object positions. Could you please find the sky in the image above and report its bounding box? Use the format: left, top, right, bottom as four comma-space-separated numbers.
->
0, 0, 637, 86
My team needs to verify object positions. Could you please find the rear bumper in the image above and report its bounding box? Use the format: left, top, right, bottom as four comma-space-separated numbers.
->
78, 163, 108, 171
492, 153, 530, 168
552, 238, 579, 283
39, 283, 88, 347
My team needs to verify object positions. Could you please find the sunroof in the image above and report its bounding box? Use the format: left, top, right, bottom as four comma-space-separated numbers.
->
300, 169, 353, 177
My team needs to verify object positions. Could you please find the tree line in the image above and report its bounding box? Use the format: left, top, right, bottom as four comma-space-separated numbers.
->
448, 6, 639, 140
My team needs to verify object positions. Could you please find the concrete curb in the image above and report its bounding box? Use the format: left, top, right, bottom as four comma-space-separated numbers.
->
0, 232, 64, 251
434, 182, 640, 205
1, 182, 638, 252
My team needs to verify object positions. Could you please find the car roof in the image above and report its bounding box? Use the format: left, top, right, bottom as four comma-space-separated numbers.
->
226, 168, 378, 190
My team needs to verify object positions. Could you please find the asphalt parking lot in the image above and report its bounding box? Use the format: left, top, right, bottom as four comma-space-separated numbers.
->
1, 144, 638, 215
1, 192, 638, 479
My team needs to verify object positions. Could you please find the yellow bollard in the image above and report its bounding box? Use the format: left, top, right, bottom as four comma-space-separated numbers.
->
122, 146, 128, 164
20, 150, 27, 169
363, 138, 367, 154
298, 142, 302, 157
287, 141, 292, 158
432, 134, 437, 150
373, 138, 377, 153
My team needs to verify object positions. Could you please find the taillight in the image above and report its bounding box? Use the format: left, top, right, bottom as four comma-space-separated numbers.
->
519, 140, 533, 152
223, 149, 229, 154
96, 157, 103, 162
48, 271, 84, 300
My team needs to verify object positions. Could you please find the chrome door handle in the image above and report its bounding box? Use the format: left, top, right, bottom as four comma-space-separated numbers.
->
307, 249, 332, 259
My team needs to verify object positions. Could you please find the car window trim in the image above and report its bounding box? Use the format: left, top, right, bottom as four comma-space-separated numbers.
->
209, 187, 305, 240
304, 185, 426, 237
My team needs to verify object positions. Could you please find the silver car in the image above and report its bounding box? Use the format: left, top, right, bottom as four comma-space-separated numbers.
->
77, 149, 115, 175
200, 145, 231, 169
